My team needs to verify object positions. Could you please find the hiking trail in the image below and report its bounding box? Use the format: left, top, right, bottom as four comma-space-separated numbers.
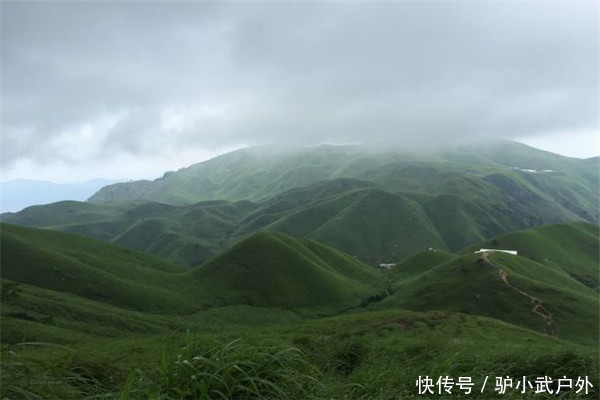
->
480, 252, 557, 337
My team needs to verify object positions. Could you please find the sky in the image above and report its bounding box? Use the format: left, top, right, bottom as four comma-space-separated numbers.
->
2, 1, 598, 183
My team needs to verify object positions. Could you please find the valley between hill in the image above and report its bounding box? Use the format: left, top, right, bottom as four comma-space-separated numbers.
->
1, 143, 598, 399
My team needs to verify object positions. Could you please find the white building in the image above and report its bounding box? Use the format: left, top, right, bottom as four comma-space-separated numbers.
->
475, 249, 518, 256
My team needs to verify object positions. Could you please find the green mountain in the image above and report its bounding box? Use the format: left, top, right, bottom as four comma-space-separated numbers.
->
1, 199, 256, 267
377, 222, 599, 344
87, 141, 598, 212
3, 222, 596, 343
0, 224, 385, 318
193, 231, 386, 311
462, 221, 599, 290
2, 143, 598, 399
0, 223, 598, 398
0, 223, 198, 314
2, 224, 598, 398
3, 141, 597, 267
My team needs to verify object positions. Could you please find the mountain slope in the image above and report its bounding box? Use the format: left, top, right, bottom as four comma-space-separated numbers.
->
387, 249, 457, 281
265, 188, 446, 264
88, 141, 598, 215
0, 223, 199, 313
377, 223, 599, 344
463, 222, 599, 290
1, 200, 256, 267
3, 142, 598, 267
1, 224, 385, 316
192, 231, 386, 311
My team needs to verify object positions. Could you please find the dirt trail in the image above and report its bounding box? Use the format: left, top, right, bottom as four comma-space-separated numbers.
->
481, 253, 557, 337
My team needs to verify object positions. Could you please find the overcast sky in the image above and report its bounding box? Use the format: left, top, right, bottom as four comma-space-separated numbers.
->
2, 1, 598, 183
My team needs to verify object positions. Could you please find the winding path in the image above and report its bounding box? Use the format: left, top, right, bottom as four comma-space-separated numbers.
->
481, 253, 557, 337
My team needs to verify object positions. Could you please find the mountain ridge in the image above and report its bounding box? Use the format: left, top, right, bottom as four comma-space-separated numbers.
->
3, 142, 597, 266
88, 141, 596, 205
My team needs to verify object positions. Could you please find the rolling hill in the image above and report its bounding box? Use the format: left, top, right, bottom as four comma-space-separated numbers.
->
462, 221, 599, 290
0, 223, 198, 313
377, 222, 599, 344
2, 222, 598, 398
2, 221, 597, 343
87, 141, 598, 212
0, 224, 386, 326
2, 142, 597, 268
192, 231, 387, 311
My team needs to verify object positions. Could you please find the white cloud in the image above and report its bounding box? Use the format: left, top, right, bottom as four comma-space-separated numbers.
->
2, 1, 597, 181
517, 130, 599, 159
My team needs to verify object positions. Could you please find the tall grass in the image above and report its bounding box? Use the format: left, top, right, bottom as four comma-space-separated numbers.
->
0, 342, 120, 399
140, 338, 325, 399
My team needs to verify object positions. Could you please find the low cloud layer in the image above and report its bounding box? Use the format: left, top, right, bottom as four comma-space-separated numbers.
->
2, 2, 597, 181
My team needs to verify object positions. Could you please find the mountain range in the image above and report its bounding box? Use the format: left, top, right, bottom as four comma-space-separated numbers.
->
2, 220, 598, 343
3, 141, 597, 267
1, 140, 598, 398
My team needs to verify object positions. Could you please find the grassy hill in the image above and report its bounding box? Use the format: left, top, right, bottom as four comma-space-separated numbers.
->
265, 188, 446, 264
378, 223, 599, 344
386, 249, 457, 281
1, 281, 186, 344
192, 232, 386, 311
2, 143, 598, 399
3, 308, 597, 399
2, 200, 256, 267
86, 141, 597, 208
462, 221, 599, 291
0, 223, 201, 313
3, 222, 596, 343
2, 222, 598, 398
1, 224, 386, 318
3, 142, 597, 268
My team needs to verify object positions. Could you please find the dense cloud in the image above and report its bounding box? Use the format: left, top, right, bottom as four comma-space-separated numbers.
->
2, 2, 597, 180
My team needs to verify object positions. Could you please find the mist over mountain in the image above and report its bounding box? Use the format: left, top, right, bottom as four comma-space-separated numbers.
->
4, 141, 597, 268
2, 143, 598, 399
3, 2, 597, 182
2, 2, 599, 398
88, 140, 596, 205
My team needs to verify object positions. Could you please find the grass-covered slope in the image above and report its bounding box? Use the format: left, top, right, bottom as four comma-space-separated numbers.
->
463, 222, 599, 290
192, 232, 386, 311
3, 142, 597, 267
1, 281, 185, 344
378, 223, 599, 344
86, 142, 599, 232
1, 224, 385, 318
0, 200, 127, 227
87, 141, 598, 212
0, 224, 201, 313
387, 249, 457, 281
2, 222, 598, 398
4, 308, 598, 399
266, 188, 446, 264
379, 253, 598, 344
2, 200, 257, 268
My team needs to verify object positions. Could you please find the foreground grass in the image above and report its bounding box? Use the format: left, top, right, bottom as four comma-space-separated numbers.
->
2, 309, 598, 399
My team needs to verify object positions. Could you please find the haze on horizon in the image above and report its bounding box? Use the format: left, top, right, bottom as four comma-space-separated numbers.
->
2, 1, 598, 183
